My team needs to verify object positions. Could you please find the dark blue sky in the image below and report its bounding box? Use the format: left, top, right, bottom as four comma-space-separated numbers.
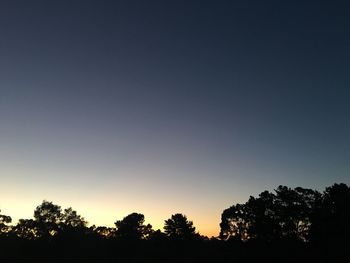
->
1, 0, 349, 236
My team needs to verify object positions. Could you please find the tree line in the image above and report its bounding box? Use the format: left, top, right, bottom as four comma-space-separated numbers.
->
0, 202, 199, 241
0, 182, 349, 263
220, 183, 350, 243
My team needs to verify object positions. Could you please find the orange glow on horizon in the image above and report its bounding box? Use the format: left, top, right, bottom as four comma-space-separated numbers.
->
1, 192, 221, 237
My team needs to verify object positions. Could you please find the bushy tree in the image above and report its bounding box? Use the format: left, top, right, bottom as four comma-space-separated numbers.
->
14, 219, 39, 239
220, 186, 320, 242
61, 207, 87, 228
164, 213, 197, 240
274, 186, 320, 240
34, 200, 62, 237
0, 210, 12, 236
220, 203, 250, 241
115, 213, 153, 240
91, 225, 115, 239
33, 200, 87, 238
310, 183, 350, 242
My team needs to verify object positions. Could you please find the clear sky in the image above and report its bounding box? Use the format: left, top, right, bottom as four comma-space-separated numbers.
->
0, 0, 349, 237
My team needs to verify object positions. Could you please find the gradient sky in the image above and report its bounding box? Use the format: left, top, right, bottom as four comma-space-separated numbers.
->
0, 0, 349, 237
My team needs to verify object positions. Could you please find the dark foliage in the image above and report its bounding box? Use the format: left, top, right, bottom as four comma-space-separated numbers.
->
164, 213, 198, 240
0, 183, 349, 262
220, 186, 322, 241
115, 212, 153, 240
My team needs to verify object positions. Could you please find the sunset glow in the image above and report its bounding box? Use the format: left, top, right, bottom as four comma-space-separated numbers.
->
1, 1, 349, 239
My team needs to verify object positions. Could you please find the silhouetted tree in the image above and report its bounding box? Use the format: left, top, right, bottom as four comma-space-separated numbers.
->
57, 207, 88, 240
14, 219, 39, 239
274, 186, 320, 240
246, 191, 280, 241
91, 225, 115, 239
61, 207, 87, 228
34, 200, 62, 224
220, 191, 279, 241
220, 203, 250, 241
34, 200, 62, 237
115, 213, 153, 240
310, 183, 350, 242
164, 213, 197, 240
0, 210, 12, 236
220, 186, 320, 241
33, 200, 88, 238
148, 229, 167, 242
1, 183, 350, 263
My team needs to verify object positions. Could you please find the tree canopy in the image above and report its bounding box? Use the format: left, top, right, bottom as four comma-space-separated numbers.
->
115, 212, 153, 240
164, 213, 197, 240
31, 200, 87, 238
0, 210, 12, 236
0, 183, 349, 263
220, 184, 349, 243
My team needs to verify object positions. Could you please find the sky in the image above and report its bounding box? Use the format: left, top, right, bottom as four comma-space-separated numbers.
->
0, 0, 349, 237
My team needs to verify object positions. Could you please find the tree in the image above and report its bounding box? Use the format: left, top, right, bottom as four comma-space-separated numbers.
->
148, 229, 167, 242
34, 200, 62, 237
0, 210, 12, 236
61, 207, 87, 228
164, 213, 197, 240
34, 200, 62, 224
274, 186, 320, 240
220, 191, 279, 241
220, 203, 250, 241
33, 200, 87, 238
115, 213, 153, 240
14, 219, 39, 239
246, 191, 280, 241
58, 207, 88, 239
310, 183, 350, 243
91, 225, 115, 239
220, 186, 320, 242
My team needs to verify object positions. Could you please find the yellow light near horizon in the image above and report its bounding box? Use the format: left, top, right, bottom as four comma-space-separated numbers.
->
1, 197, 220, 237
1, 168, 226, 238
